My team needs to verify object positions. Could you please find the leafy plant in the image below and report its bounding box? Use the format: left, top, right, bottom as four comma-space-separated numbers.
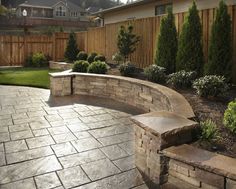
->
119, 62, 136, 77
72, 60, 89, 73
87, 52, 97, 63
117, 25, 140, 62
224, 100, 236, 134
200, 119, 220, 142
64, 32, 79, 62
167, 70, 197, 88
112, 53, 124, 64
88, 61, 108, 74
193, 75, 229, 98
77, 51, 88, 61
144, 64, 166, 84
155, 8, 178, 74
204, 0, 232, 81
176, 1, 204, 76
31, 52, 48, 67
94, 55, 106, 62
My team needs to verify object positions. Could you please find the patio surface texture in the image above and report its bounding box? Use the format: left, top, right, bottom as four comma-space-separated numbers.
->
0, 85, 148, 189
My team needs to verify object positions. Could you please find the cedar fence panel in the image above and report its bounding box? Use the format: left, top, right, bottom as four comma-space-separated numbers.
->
0, 5, 236, 82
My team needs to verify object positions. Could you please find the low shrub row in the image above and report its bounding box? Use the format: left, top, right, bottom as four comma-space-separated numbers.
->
76, 51, 106, 63
72, 60, 108, 74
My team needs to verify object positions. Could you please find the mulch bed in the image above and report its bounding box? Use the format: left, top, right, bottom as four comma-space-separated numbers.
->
108, 65, 236, 158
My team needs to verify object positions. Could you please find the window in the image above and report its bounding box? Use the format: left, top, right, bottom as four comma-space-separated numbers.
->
155, 3, 172, 16
56, 6, 66, 17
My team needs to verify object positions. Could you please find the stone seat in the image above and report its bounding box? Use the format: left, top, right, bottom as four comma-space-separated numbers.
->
131, 111, 198, 187
131, 111, 198, 150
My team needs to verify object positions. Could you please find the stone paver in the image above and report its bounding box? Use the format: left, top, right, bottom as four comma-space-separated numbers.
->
81, 158, 121, 181
0, 85, 147, 188
57, 166, 90, 188
35, 172, 61, 189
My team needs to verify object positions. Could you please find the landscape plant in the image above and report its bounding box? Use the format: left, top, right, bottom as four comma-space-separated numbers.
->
72, 60, 89, 73
112, 53, 124, 64
224, 100, 236, 134
200, 119, 220, 143
176, 1, 204, 75
87, 52, 98, 63
31, 52, 48, 67
155, 8, 177, 74
204, 0, 232, 81
88, 61, 108, 74
144, 64, 166, 84
64, 32, 79, 62
193, 75, 229, 98
119, 61, 136, 77
117, 25, 140, 62
94, 55, 106, 62
77, 51, 88, 61
167, 70, 197, 89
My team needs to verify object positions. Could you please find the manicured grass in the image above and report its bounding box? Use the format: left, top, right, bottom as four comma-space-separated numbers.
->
0, 67, 61, 89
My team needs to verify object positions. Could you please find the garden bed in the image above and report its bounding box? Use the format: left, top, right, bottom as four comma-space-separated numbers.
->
107, 64, 236, 158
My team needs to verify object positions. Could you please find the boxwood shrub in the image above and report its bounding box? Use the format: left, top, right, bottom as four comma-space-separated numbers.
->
87, 61, 108, 74
144, 64, 166, 84
77, 51, 88, 61
193, 75, 229, 98
87, 52, 97, 63
94, 55, 106, 62
72, 60, 89, 73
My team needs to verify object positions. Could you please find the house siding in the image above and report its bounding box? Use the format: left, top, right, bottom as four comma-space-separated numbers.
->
103, 0, 236, 25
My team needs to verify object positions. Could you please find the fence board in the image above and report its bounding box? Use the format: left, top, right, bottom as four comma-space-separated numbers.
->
0, 5, 236, 83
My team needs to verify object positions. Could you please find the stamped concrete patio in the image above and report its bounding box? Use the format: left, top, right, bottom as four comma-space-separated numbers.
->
0, 85, 148, 189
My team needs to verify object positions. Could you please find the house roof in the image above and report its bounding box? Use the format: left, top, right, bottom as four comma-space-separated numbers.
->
19, 0, 85, 12
92, 0, 156, 15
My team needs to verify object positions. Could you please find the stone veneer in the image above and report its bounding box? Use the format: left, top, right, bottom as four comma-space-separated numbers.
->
49, 72, 194, 118
163, 145, 236, 189
49, 61, 73, 71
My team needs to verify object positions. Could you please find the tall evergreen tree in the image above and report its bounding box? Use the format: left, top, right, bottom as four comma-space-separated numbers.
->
205, 0, 232, 80
64, 32, 79, 62
117, 25, 140, 62
176, 1, 204, 75
155, 8, 178, 74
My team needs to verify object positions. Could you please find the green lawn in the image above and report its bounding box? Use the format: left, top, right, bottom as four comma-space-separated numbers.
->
0, 67, 61, 89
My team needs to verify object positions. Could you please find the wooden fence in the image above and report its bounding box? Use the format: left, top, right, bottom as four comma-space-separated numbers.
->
0, 5, 236, 81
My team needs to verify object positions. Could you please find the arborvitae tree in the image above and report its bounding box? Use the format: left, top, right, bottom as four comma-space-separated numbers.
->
176, 1, 204, 75
155, 8, 178, 74
117, 25, 140, 62
64, 32, 79, 62
205, 0, 232, 80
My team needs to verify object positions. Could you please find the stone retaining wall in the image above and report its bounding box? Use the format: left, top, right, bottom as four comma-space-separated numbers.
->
49, 61, 73, 71
49, 73, 194, 119
163, 145, 236, 189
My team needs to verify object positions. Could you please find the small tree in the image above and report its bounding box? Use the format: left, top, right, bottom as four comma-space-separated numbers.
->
117, 25, 140, 62
176, 1, 204, 75
205, 0, 232, 80
64, 32, 79, 62
155, 8, 178, 74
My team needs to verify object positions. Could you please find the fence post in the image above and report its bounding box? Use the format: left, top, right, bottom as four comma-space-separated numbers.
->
52, 33, 56, 61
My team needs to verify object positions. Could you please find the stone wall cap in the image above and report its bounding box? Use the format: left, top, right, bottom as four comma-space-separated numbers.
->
49, 61, 71, 65
131, 111, 197, 136
163, 144, 236, 180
